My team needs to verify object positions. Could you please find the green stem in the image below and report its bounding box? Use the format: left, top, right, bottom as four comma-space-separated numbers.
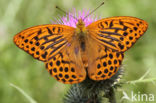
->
126, 78, 156, 84
10, 83, 37, 103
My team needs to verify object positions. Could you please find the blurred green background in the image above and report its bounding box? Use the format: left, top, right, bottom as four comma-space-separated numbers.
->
0, 0, 156, 103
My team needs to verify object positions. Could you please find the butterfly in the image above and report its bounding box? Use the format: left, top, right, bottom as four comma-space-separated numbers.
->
13, 16, 148, 84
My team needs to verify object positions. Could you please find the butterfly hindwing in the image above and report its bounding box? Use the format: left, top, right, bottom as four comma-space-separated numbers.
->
45, 40, 86, 84
14, 24, 75, 62
87, 16, 148, 52
86, 37, 124, 80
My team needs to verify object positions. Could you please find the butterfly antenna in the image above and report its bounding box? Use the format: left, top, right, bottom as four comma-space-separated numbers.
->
55, 6, 78, 21
83, 2, 105, 20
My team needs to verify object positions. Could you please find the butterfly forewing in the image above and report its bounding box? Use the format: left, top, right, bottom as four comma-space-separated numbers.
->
14, 25, 75, 62
87, 16, 148, 52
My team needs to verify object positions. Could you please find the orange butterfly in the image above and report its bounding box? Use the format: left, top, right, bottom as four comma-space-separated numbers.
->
13, 11, 148, 84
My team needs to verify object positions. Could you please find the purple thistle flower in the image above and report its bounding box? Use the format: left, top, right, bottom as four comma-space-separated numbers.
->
54, 9, 98, 28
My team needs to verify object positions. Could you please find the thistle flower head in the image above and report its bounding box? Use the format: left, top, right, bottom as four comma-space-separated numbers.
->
54, 9, 98, 27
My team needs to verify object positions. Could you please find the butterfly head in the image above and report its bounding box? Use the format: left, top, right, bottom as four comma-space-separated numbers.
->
76, 19, 87, 34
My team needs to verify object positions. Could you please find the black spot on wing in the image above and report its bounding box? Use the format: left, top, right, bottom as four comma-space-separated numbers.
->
109, 20, 113, 28
46, 27, 53, 35
99, 22, 104, 29
119, 20, 123, 25
123, 26, 128, 30
53, 27, 56, 32
38, 29, 42, 35
41, 51, 48, 59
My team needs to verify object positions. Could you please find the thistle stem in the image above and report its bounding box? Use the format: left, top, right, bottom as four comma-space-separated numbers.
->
105, 87, 116, 103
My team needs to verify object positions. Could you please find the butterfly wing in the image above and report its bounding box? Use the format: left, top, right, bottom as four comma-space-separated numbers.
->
86, 16, 148, 80
86, 16, 148, 52
14, 25, 86, 84
14, 24, 75, 62
86, 36, 124, 80
46, 39, 86, 84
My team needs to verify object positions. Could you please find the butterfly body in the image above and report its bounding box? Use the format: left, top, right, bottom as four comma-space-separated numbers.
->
73, 19, 88, 67
14, 16, 148, 84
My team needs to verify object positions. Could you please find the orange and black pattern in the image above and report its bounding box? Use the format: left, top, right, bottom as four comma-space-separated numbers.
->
14, 16, 148, 84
